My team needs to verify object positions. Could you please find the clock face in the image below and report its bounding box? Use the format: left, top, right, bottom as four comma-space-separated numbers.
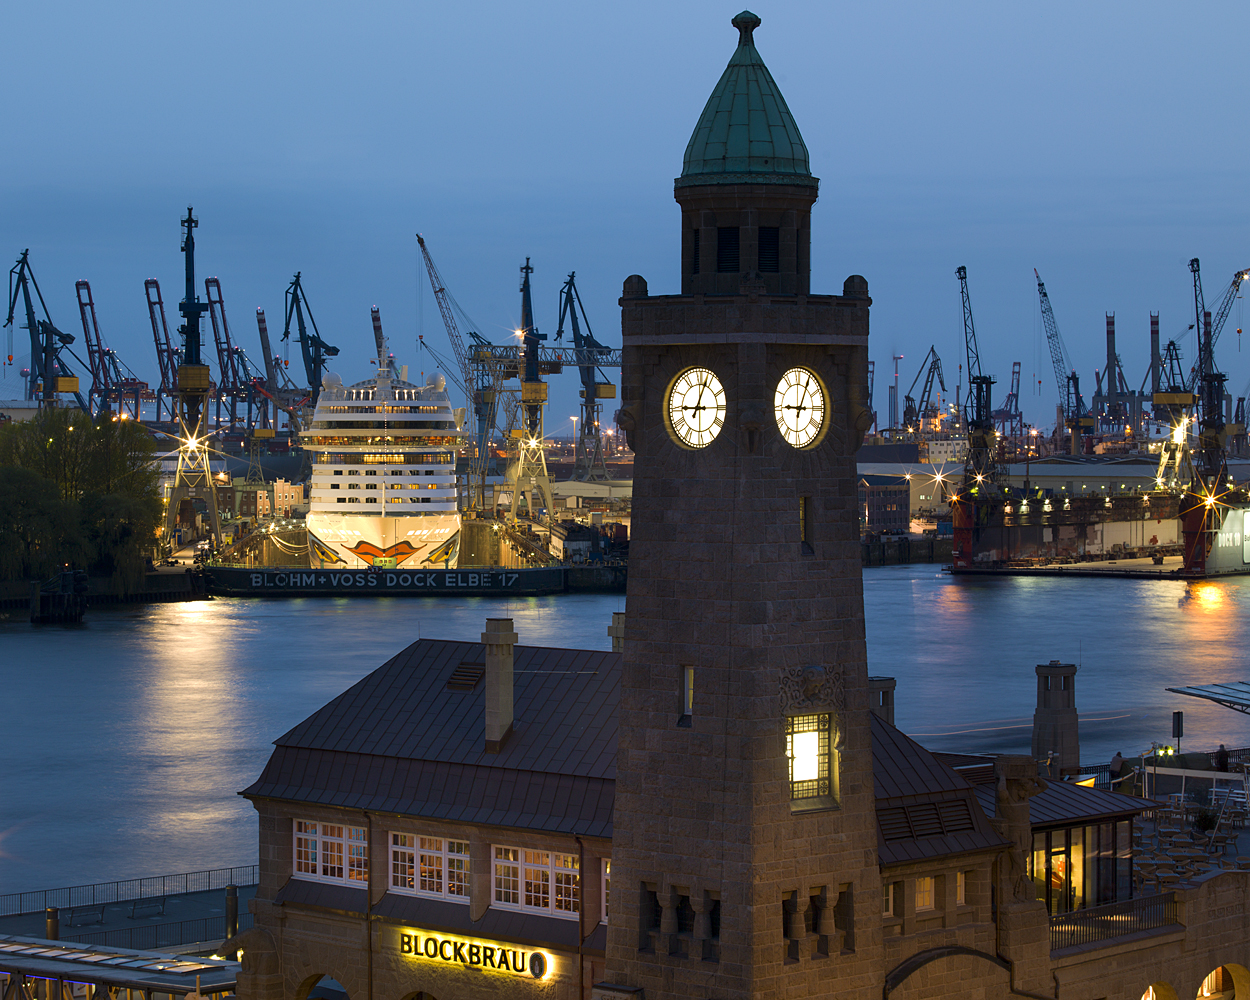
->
775, 367, 827, 449
665, 367, 726, 449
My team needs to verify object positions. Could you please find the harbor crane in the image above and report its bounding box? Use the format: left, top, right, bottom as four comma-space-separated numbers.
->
145, 279, 181, 422
1184, 260, 1249, 393
956, 265, 996, 480
990, 361, 1023, 450
5, 250, 88, 411
254, 308, 308, 432
282, 272, 338, 405
1034, 269, 1088, 452
76, 280, 144, 419
417, 232, 503, 510
164, 207, 221, 547
900, 346, 945, 438
509, 259, 554, 521
951, 265, 999, 570
555, 272, 617, 481
206, 277, 251, 427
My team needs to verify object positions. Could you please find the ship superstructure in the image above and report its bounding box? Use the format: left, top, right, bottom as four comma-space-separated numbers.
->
302, 349, 464, 569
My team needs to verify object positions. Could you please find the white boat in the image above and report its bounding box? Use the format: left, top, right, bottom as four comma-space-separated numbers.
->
301, 356, 464, 570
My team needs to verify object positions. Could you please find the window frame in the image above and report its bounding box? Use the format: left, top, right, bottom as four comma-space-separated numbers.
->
786, 713, 837, 809
601, 859, 611, 924
956, 870, 967, 906
389, 832, 471, 903
492, 844, 580, 920
292, 819, 369, 887
915, 876, 936, 912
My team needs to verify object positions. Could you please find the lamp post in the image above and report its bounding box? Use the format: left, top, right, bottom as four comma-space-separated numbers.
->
1025, 426, 1037, 493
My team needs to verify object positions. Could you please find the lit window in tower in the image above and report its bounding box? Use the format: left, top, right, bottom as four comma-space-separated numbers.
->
786, 714, 831, 802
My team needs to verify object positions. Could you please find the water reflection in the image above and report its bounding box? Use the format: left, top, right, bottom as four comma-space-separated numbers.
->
4, 570, 1250, 895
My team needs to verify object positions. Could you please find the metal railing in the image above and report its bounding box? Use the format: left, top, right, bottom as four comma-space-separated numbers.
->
1049, 892, 1178, 952
0, 866, 258, 917
62, 913, 254, 951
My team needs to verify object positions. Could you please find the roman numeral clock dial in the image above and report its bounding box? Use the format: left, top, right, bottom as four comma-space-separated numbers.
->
775, 367, 827, 449
665, 367, 726, 449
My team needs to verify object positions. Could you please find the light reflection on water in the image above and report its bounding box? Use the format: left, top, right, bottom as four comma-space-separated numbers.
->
3, 570, 1250, 894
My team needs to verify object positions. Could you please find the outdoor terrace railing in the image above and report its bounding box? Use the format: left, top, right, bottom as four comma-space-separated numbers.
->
1049, 892, 1178, 952
63, 913, 255, 951
0, 866, 258, 917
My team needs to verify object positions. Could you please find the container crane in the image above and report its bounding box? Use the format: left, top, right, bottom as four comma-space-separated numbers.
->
281, 272, 338, 404
253, 308, 306, 434
555, 272, 617, 481
145, 279, 180, 422
5, 250, 87, 410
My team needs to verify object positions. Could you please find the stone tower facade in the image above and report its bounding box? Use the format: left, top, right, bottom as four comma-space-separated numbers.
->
598, 11, 880, 1000
1031, 660, 1080, 778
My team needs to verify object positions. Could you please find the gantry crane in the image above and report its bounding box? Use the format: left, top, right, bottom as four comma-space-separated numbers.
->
282, 272, 338, 405
556, 272, 617, 481
5, 250, 87, 410
164, 208, 221, 548
206, 277, 250, 427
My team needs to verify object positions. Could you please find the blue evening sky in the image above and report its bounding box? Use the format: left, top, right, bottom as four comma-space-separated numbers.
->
2, 1, 1248, 433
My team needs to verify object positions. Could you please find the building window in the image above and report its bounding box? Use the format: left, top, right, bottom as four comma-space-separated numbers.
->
716, 227, 740, 273
800, 495, 812, 552
691, 228, 701, 275
678, 666, 694, 726
786, 713, 831, 802
882, 881, 895, 917
915, 876, 935, 911
390, 835, 470, 901
294, 820, 367, 885
602, 859, 611, 923
956, 871, 967, 906
494, 846, 579, 919
758, 226, 779, 272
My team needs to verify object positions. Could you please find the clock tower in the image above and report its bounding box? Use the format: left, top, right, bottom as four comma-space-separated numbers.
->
597, 11, 880, 1000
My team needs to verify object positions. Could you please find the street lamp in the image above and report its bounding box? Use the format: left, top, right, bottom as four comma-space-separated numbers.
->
570, 415, 577, 445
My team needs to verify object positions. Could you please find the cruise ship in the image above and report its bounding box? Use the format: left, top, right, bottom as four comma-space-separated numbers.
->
302, 359, 465, 570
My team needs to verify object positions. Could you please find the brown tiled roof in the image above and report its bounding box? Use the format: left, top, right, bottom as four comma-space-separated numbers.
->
871, 714, 1008, 866
973, 777, 1150, 829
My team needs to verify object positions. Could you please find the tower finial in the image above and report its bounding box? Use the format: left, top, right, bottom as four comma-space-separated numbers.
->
732, 10, 761, 46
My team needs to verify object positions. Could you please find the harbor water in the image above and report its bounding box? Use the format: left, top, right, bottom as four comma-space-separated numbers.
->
2, 566, 1249, 895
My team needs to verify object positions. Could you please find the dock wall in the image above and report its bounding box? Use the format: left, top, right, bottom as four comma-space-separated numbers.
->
0, 572, 201, 611
861, 536, 952, 566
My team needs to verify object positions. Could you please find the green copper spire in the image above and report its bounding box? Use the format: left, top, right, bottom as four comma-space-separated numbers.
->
678, 11, 816, 188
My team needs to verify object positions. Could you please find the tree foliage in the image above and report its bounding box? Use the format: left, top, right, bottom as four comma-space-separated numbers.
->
0, 408, 162, 587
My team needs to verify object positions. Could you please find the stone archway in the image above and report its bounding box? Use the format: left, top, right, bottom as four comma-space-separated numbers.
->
885, 946, 1012, 999
1141, 983, 1179, 1000
294, 974, 350, 1000
1196, 964, 1250, 998
397, 992, 439, 1000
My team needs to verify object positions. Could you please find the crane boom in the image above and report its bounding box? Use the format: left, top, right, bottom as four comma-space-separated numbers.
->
416, 234, 473, 403
956, 265, 983, 382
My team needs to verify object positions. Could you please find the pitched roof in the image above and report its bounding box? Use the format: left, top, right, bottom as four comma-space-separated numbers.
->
973, 777, 1150, 829
272, 639, 618, 779
242, 638, 618, 837
871, 714, 1008, 866
678, 11, 816, 188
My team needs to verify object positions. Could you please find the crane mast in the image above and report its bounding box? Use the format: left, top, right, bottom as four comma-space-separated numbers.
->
417, 233, 500, 510
956, 265, 996, 478
556, 272, 616, 481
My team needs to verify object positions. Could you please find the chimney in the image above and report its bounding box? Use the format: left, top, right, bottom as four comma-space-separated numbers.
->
1031, 660, 1079, 778
482, 618, 519, 753
867, 676, 896, 726
608, 611, 626, 653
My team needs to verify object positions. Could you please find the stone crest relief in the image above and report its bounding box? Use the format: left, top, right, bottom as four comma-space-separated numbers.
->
779, 664, 846, 748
